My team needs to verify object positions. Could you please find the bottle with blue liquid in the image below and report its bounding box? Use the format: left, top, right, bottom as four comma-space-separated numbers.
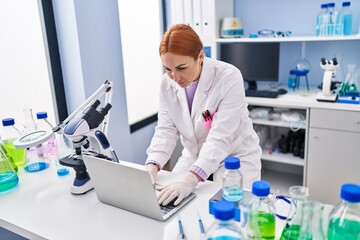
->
205, 200, 245, 240
222, 156, 243, 202
0, 143, 19, 193
338, 2, 353, 35
316, 4, 328, 36
327, 3, 339, 36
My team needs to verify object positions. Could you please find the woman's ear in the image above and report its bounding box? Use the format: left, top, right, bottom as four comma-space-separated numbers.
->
199, 51, 205, 62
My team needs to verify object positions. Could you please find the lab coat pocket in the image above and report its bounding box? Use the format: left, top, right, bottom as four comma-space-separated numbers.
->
200, 112, 215, 129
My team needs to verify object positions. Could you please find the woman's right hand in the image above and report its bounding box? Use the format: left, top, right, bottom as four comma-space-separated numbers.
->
145, 163, 159, 184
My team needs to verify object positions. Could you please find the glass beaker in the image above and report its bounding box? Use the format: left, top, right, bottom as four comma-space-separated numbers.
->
0, 146, 19, 193
339, 64, 358, 96
280, 186, 309, 240
298, 200, 326, 240
21, 108, 49, 172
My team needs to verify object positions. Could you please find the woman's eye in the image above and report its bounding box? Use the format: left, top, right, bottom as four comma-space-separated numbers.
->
177, 67, 186, 71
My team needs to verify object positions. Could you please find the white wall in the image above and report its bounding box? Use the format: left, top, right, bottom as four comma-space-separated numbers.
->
118, 0, 163, 125
52, 0, 133, 161
0, 0, 57, 131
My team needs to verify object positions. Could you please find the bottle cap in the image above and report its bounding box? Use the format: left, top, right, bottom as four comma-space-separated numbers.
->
328, 3, 335, 8
213, 200, 236, 221
252, 180, 270, 197
36, 112, 48, 119
2, 118, 15, 126
321, 4, 327, 8
342, 2, 350, 7
224, 157, 240, 170
340, 183, 360, 203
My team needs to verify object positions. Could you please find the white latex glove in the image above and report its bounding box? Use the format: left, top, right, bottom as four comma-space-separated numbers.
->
157, 173, 199, 206
145, 163, 159, 184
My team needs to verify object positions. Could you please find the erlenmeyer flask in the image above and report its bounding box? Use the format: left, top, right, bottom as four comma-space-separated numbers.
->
280, 186, 309, 240
298, 200, 326, 240
0, 144, 19, 193
339, 64, 357, 95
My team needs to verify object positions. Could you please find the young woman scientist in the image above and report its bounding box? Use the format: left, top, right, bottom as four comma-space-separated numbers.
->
145, 24, 261, 206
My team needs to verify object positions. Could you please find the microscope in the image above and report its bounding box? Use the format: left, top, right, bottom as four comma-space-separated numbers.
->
316, 57, 341, 102
54, 81, 119, 194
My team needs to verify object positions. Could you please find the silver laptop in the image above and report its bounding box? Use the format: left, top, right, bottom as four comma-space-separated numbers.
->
82, 155, 196, 221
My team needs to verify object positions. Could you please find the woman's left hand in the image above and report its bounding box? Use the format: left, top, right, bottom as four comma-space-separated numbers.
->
157, 173, 199, 206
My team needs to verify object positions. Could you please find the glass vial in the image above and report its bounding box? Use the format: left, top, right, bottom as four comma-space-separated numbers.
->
222, 156, 243, 202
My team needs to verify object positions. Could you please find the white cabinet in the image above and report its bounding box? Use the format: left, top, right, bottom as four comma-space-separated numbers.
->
307, 108, 360, 205
248, 104, 309, 193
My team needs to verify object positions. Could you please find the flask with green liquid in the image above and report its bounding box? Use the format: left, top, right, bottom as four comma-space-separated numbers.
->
247, 180, 276, 239
297, 200, 325, 240
0, 144, 19, 193
328, 183, 360, 240
280, 186, 309, 240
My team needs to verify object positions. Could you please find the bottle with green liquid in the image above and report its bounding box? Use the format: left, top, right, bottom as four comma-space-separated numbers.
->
280, 186, 310, 240
1, 118, 26, 169
247, 180, 276, 239
328, 183, 360, 240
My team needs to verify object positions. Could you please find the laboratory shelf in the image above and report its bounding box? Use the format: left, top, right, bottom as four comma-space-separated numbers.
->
261, 169, 303, 195
261, 152, 305, 166
216, 34, 360, 43
252, 119, 306, 129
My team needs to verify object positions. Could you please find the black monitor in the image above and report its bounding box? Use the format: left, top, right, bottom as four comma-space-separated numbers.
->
220, 42, 280, 90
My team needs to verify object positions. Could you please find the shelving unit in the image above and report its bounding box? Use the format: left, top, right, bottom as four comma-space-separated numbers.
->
216, 34, 360, 43
249, 104, 309, 193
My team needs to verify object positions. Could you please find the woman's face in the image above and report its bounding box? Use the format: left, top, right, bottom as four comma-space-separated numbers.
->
161, 52, 204, 88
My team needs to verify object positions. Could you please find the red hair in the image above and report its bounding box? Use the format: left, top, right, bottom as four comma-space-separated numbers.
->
159, 24, 203, 60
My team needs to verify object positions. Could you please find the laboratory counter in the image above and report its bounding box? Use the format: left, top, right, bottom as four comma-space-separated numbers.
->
0, 161, 331, 240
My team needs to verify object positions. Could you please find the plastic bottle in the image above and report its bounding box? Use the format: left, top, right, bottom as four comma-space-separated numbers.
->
327, 183, 360, 240
222, 156, 243, 202
280, 186, 310, 240
1, 118, 26, 168
316, 4, 328, 36
338, 2, 353, 35
327, 3, 338, 36
0, 145, 19, 193
247, 180, 276, 239
205, 200, 245, 240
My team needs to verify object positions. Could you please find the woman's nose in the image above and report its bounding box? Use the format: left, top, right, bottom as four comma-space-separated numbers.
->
171, 71, 180, 82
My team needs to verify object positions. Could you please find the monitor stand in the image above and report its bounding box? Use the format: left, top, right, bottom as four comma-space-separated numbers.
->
247, 80, 257, 91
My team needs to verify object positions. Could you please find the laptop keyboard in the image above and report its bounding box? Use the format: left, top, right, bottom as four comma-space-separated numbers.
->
160, 204, 175, 215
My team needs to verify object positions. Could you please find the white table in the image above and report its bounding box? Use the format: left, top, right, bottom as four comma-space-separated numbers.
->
1, 161, 331, 240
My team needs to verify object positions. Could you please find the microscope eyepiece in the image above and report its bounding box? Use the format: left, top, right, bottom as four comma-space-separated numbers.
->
100, 103, 112, 116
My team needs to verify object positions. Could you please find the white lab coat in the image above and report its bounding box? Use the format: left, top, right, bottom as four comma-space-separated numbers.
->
146, 57, 261, 189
